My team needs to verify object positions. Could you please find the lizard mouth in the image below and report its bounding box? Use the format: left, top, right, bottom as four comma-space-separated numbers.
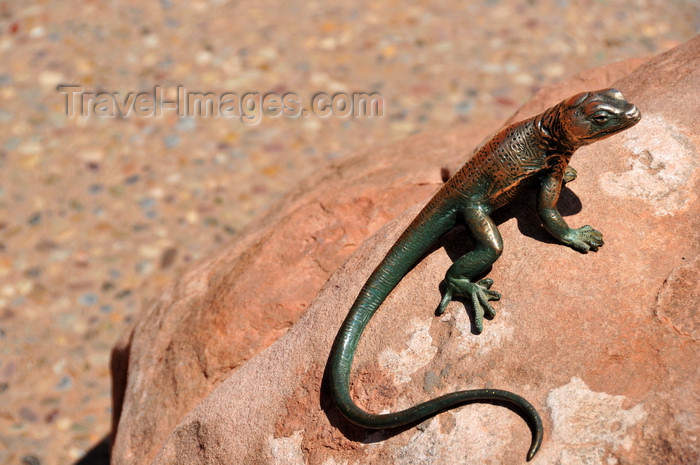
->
625, 105, 641, 123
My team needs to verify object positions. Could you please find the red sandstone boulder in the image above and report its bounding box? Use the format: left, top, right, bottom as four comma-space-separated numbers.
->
110, 93, 501, 465
111, 37, 699, 465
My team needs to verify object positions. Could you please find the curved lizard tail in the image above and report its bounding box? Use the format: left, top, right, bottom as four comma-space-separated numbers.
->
328, 196, 543, 461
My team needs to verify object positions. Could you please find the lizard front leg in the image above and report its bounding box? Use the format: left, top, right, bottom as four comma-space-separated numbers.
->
436, 207, 503, 334
538, 168, 604, 253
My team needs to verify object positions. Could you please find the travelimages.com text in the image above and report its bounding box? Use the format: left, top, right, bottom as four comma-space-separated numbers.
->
57, 85, 384, 124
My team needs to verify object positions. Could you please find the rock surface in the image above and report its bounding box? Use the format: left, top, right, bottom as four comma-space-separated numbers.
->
111, 38, 699, 465
110, 99, 503, 465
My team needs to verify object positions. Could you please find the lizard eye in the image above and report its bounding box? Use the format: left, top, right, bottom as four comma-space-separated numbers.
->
591, 111, 611, 124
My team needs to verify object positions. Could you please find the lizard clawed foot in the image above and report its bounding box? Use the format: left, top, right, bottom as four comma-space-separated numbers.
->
436, 277, 501, 334
562, 225, 604, 253
563, 166, 577, 184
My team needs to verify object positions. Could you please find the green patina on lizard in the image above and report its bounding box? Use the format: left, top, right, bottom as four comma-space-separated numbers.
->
328, 88, 641, 461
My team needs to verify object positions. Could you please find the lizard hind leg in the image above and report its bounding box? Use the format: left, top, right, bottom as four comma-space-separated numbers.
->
436, 208, 503, 334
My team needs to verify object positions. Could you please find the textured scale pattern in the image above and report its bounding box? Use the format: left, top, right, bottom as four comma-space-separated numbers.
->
328, 88, 641, 462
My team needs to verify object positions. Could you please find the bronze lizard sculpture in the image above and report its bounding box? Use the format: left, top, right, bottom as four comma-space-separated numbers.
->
328, 88, 641, 461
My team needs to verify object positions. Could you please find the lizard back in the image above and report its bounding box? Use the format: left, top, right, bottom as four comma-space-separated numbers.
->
446, 117, 552, 211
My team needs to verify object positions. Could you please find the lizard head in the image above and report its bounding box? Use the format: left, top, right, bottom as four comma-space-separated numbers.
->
540, 88, 641, 150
